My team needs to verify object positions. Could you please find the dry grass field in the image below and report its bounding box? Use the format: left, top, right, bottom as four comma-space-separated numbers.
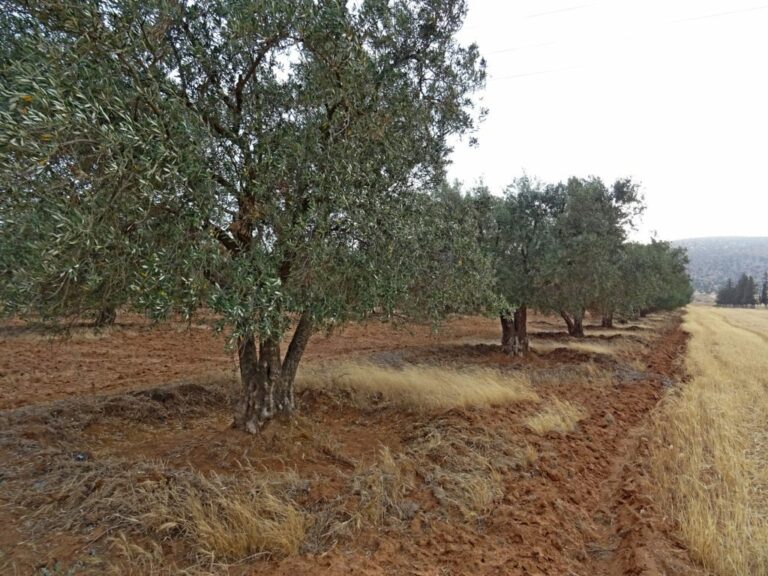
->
0, 311, 708, 575
649, 306, 768, 576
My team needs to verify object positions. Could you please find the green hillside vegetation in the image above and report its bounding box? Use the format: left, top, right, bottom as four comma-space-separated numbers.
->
674, 237, 768, 293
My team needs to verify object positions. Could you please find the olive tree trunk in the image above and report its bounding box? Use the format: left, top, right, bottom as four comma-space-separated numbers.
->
513, 306, 529, 354
234, 311, 313, 433
560, 310, 585, 338
500, 306, 530, 356
601, 313, 614, 328
94, 306, 116, 327
500, 312, 514, 354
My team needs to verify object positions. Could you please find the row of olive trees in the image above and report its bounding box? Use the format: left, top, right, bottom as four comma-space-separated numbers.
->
449, 176, 692, 354
0, 0, 691, 431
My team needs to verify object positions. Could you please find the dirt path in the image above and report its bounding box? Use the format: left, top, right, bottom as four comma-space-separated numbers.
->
585, 323, 703, 576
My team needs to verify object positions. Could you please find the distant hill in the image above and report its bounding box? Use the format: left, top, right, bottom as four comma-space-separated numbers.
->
672, 237, 768, 293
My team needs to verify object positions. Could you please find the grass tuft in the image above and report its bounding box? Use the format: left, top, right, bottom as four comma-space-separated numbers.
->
147, 473, 308, 560
525, 398, 587, 435
351, 446, 415, 526
405, 418, 525, 520
297, 362, 539, 410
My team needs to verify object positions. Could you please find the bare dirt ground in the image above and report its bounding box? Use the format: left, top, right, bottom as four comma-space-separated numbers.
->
0, 313, 519, 411
0, 312, 704, 575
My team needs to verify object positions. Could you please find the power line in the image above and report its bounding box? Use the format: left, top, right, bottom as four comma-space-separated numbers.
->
527, 3, 596, 19
487, 41, 557, 56
672, 4, 768, 24
473, 2, 768, 59
491, 66, 583, 81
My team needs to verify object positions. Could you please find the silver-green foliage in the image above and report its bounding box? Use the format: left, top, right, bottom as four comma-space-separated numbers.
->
539, 177, 643, 325
0, 0, 491, 340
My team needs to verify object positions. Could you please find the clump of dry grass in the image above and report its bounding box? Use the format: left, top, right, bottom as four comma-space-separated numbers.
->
5, 453, 308, 566
532, 337, 640, 357
297, 362, 538, 410
648, 307, 768, 575
107, 536, 167, 576
525, 362, 614, 390
143, 471, 308, 560
351, 446, 415, 526
405, 418, 527, 520
445, 469, 504, 519
525, 398, 588, 434
585, 327, 654, 340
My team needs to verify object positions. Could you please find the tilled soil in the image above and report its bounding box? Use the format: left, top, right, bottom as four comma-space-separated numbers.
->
0, 314, 511, 410
274, 318, 701, 576
0, 312, 703, 575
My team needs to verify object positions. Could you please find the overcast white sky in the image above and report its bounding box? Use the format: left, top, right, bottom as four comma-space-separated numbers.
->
447, 0, 768, 241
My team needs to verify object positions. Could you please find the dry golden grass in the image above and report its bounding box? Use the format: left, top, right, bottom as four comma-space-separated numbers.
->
531, 338, 640, 357
145, 472, 308, 561
525, 361, 615, 390
584, 327, 654, 340
4, 452, 308, 569
351, 446, 415, 526
706, 307, 768, 342
297, 362, 539, 410
648, 306, 768, 575
405, 417, 526, 520
446, 469, 505, 518
525, 398, 588, 434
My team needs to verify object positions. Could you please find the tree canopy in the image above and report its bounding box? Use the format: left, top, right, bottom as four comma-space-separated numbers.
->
538, 176, 643, 335
0, 0, 490, 431
716, 274, 758, 307
450, 176, 692, 348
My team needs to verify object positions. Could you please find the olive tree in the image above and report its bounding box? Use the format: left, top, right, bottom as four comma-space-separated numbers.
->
644, 241, 693, 312
604, 241, 691, 321
541, 177, 642, 337
489, 176, 560, 354
0, 0, 488, 431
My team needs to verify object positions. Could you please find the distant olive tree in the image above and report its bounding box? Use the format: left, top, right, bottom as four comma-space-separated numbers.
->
445, 179, 560, 355
0, 0, 490, 431
609, 240, 693, 320
541, 177, 643, 337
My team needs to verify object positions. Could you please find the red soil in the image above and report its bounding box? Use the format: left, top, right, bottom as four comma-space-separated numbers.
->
0, 314, 511, 410
273, 320, 700, 576
0, 313, 703, 576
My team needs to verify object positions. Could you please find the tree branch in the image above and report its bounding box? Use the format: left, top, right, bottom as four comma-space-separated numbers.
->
281, 310, 314, 384
206, 221, 241, 255
233, 35, 281, 115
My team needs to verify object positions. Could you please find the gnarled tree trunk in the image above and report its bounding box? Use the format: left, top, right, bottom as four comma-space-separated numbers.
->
500, 312, 514, 355
572, 314, 584, 337
500, 307, 530, 356
94, 306, 116, 327
235, 311, 314, 433
513, 306, 529, 354
560, 310, 574, 334
561, 310, 585, 338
